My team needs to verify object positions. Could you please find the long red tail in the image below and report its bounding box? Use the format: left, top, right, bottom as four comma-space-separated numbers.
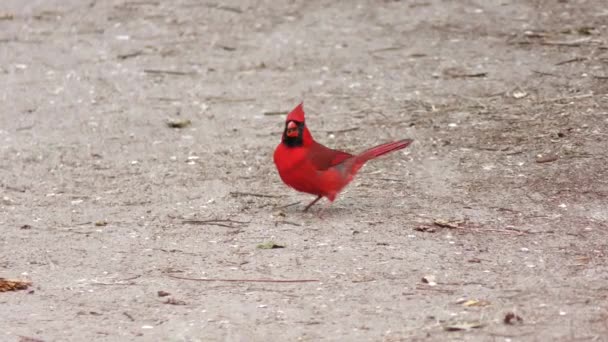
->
356, 139, 413, 164
327, 139, 413, 201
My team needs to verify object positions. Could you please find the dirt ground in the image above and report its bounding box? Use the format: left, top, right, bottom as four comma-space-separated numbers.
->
1, 0, 607, 341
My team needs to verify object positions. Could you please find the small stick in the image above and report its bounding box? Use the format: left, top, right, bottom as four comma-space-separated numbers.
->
274, 201, 301, 209
263, 111, 288, 116
276, 220, 301, 227
166, 274, 318, 283
122, 312, 135, 322
323, 127, 360, 134
539, 93, 594, 103
182, 219, 249, 228
143, 69, 196, 76
532, 70, 559, 77
229, 191, 282, 198
555, 57, 587, 65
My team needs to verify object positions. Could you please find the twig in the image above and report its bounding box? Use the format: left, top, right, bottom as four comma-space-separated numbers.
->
539, 92, 594, 103
540, 39, 592, 47
166, 274, 318, 283
182, 218, 249, 228
204, 96, 256, 103
263, 111, 288, 116
143, 69, 196, 76
229, 191, 282, 198
369, 45, 406, 53
415, 286, 455, 293
555, 57, 588, 66
117, 51, 144, 60
532, 70, 560, 77
204, 3, 242, 14
122, 312, 135, 321
275, 220, 301, 227
1, 184, 26, 192
274, 201, 301, 209
443, 68, 487, 78
91, 275, 141, 286
16, 124, 35, 131
593, 75, 608, 80
323, 127, 360, 134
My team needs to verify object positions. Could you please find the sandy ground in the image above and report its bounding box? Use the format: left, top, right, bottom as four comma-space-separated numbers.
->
1, 0, 608, 341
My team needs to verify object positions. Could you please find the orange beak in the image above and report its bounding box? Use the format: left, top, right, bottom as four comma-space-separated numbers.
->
286, 121, 298, 137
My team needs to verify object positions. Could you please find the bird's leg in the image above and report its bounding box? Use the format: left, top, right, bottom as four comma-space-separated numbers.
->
317, 199, 334, 219
303, 195, 323, 212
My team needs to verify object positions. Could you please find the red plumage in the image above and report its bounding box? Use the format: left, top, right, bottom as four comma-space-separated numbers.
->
273, 102, 412, 212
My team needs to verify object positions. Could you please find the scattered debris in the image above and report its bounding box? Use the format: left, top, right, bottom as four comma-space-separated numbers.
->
0, 278, 31, 292
504, 312, 524, 325
421, 275, 437, 286
257, 241, 285, 249
444, 321, 484, 331
536, 154, 559, 163
166, 118, 191, 128
157, 290, 170, 297
164, 298, 186, 305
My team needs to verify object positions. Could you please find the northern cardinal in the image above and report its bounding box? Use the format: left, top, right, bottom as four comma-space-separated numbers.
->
273, 102, 412, 212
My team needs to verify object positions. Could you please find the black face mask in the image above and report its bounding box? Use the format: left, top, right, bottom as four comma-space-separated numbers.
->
282, 121, 305, 148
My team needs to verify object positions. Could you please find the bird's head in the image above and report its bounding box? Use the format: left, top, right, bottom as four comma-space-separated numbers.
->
282, 102, 312, 147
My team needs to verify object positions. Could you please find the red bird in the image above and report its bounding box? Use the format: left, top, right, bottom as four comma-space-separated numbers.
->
273, 102, 413, 212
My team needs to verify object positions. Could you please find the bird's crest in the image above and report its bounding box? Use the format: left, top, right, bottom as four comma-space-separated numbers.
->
286, 102, 305, 123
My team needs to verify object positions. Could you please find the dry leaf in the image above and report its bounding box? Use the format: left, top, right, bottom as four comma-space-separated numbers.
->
0, 278, 31, 292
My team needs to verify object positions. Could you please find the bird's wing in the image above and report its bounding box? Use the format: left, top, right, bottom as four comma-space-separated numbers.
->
307, 141, 353, 171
